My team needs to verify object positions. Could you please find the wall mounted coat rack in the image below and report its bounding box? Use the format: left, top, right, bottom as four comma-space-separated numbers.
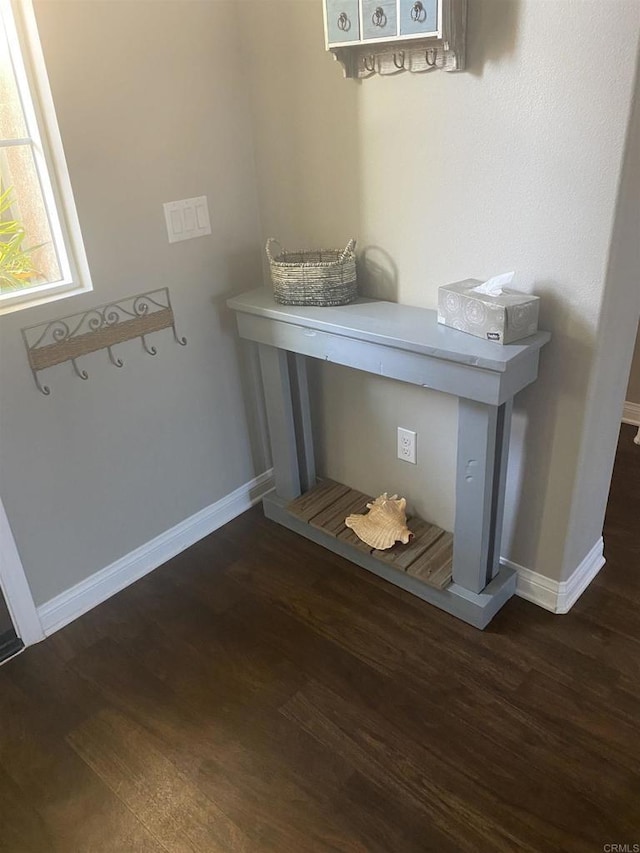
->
22, 287, 187, 395
324, 0, 467, 78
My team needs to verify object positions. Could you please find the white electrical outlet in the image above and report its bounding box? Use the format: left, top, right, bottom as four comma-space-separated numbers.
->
397, 427, 417, 464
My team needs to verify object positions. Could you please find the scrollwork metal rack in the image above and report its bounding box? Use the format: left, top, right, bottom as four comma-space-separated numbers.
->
22, 287, 187, 395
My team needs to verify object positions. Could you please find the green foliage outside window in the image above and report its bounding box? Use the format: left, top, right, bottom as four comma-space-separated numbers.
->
0, 185, 41, 292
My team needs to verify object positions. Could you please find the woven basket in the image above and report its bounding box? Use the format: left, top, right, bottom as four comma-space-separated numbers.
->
266, 238, 357, 307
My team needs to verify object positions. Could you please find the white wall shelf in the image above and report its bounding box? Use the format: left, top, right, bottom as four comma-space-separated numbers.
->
323, 0, 467, 78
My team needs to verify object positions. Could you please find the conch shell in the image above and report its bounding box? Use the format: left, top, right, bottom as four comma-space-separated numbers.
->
345, 493, 413, 550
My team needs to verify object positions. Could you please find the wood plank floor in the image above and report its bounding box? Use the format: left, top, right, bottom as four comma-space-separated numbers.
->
0, 424, 638, 851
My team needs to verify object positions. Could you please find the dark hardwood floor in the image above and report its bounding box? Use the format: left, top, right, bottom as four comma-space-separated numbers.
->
1, 425, 639, 851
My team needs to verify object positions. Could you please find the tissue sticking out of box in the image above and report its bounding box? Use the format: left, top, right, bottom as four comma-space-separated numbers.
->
470, 271, 515, 297
437, 277, 540, 344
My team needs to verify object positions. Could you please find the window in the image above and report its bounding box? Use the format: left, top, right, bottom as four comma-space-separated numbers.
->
0, 0, 91, 314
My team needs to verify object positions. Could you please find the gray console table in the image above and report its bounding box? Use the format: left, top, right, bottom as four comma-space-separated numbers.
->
228, 288, 550, 628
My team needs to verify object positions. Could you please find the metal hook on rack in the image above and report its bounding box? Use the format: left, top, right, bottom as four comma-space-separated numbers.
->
172, 327, 187, 347
33, 372, 50, 396
23, 287, 187, 397
393, 51, 405, 70
362, 54, 376, 73
425, 48, 438, 67
71, 358, 89, 380
141, 335, 157, 356
107, 346, 124, 368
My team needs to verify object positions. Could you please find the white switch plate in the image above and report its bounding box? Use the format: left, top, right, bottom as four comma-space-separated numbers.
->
397, 427, 417, 464
163, 196, 211, 244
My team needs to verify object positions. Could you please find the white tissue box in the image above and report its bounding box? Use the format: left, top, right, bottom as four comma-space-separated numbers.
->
437, 279, 540, 344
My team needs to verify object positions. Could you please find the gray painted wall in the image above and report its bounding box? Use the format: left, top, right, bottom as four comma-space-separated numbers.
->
240, 0, 640, 582
0, 1, 267, 605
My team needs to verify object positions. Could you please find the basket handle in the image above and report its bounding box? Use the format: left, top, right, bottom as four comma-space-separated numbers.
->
340, 238, 357, 262
265, 238, 283, 262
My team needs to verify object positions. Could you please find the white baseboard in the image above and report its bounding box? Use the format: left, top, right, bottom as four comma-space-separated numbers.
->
622, 400, 640, 427
505, 537, 605, 614
37, 465, 605, 634
1, 498, 45, 646
38, 469, 274, 637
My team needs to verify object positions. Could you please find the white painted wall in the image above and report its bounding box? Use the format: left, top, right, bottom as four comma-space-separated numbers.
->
0, 1, 266, 605
564, 72, 640, 574
240, 0, 640, 582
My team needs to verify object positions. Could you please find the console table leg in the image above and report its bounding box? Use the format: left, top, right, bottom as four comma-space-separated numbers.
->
488, 399, 513, 582
454, 398, 512, 593
290, 354, 316, 493
258, 344, 301, 500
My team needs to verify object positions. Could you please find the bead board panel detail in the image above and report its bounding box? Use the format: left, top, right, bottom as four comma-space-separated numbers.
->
21, 288, 187, 395
288, 480, 453, 590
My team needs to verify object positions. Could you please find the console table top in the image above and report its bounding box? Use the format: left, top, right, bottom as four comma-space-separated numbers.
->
227, 288, 550, 374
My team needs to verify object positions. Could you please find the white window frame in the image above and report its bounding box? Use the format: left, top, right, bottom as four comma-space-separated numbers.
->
0, 495, 44, 650
0, 0, 92, 315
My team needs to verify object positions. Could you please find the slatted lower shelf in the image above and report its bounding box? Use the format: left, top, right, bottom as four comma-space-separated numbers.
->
288, 480, 453, 590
